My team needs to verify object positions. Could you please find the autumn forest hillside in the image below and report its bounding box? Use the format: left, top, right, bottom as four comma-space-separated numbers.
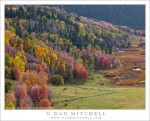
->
5, 5, 145, 109
51, 5, 145, 30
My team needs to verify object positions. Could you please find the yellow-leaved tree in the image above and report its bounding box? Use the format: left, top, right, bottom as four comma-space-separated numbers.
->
12, 52, 25, 72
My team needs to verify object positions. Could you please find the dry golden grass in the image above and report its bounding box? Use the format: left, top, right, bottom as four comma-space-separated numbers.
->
102, 48, 145, 86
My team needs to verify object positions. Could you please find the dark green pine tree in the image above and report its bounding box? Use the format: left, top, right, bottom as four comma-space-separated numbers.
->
28, 20, 32, 34
16, 21, 22, 38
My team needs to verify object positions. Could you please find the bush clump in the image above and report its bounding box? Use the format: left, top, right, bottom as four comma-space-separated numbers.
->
48, 75, 64, 86
5, 100, 15, 109
5, 80, 13, 93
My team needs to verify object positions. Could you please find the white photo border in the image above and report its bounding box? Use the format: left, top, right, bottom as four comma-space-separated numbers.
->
0, 0, 149, 121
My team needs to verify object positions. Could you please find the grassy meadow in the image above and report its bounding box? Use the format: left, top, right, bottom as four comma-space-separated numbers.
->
51, 73, 145, 109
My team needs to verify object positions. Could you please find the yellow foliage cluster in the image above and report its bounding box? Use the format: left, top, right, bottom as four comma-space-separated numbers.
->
131, 42, 139, 48
51, 53, 57, 61
13, 52, 25, 72
35, 45, 48, 62
5, 30, 17, 46
35, 45, 58, 69
19, 43, 25, 53
78, 22, 84, 28
26, 39, 35, 47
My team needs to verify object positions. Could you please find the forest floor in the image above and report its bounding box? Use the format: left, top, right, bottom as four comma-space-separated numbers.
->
51, 48, 145, 109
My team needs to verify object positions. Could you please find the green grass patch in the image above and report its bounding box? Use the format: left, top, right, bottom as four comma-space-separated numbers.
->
52, 86, 145, 109
51, 71, 145, 109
